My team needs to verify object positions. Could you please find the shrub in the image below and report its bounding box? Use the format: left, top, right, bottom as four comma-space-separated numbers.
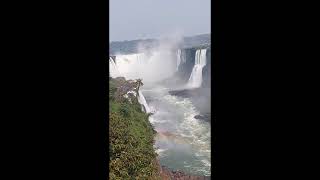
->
109, 78, 160, 179
119, 104, 130, 117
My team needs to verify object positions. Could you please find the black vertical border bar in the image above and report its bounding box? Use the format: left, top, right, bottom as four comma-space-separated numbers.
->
106, 0, 111, 178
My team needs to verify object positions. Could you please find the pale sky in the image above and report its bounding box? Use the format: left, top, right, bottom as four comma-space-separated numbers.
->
110, 0, 211, 42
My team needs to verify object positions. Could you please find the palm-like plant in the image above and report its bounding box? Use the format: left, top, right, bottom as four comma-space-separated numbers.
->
136, 78, 144, 92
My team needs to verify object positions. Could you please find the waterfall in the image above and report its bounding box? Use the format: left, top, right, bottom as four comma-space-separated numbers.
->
181, 49, 186, 63
176, 49, 181, 71
115, 53, 148, 80
187, 49, 207, 88
109, 57, 121, 78
138, 90, 150, 113
176, 49, 186, 72
110, 53, 151, 113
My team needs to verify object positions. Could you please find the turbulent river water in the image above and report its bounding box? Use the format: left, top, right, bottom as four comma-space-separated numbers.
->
142, 85, 211, 176
110, 49, 211, 176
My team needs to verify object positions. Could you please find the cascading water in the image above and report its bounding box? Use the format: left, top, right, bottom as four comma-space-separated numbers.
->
110, 53, 151, 113
176, 49, 181, 71
109, 57, 121, 78
138, 90, 151, 113
110, 50, 211, 176
115, 51, 176, 84
187, 49, 207, 88
181, 49, 186, 64
176, 49, 186, 72
143, 87, 211, 176
114, 53, 148, 80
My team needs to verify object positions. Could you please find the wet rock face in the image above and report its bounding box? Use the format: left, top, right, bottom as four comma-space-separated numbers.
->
113, 77, 139, 103
176, 48, 197, 83
169, 88, 200, 98
194, 114, 211, 122
168, 88, 211, 123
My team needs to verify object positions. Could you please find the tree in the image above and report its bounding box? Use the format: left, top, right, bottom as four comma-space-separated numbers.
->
136, 79, 144, 92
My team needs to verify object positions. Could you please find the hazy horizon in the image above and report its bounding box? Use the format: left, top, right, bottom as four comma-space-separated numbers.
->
110, 0, 210, 42
110, 33, 210, 43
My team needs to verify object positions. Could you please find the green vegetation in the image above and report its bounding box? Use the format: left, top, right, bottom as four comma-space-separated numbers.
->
109, 78, 160, 180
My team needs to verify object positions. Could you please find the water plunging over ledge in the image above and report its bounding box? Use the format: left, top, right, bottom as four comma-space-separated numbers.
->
109, 50, 211, 176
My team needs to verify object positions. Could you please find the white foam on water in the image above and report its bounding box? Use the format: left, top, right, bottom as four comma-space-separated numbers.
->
149, 93, 211, 175
155, 148, 168, 157
201, 159, 211, 167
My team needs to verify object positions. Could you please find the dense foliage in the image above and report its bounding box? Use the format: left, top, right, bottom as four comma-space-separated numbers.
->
109, 78, 159, 180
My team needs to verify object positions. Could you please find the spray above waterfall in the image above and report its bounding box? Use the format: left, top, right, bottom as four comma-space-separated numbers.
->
113, 53, 148, 80
111, 36, 183, 84
109, 57, 121, 78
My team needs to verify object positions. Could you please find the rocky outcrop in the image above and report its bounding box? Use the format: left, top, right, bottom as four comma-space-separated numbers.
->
169, 88, 201, 98
112, 77, 140, 103
168, 88, 211, 123
194, 113, 211, 122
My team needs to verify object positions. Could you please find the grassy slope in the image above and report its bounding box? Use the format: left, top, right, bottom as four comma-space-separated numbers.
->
109, 78, 159, 180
